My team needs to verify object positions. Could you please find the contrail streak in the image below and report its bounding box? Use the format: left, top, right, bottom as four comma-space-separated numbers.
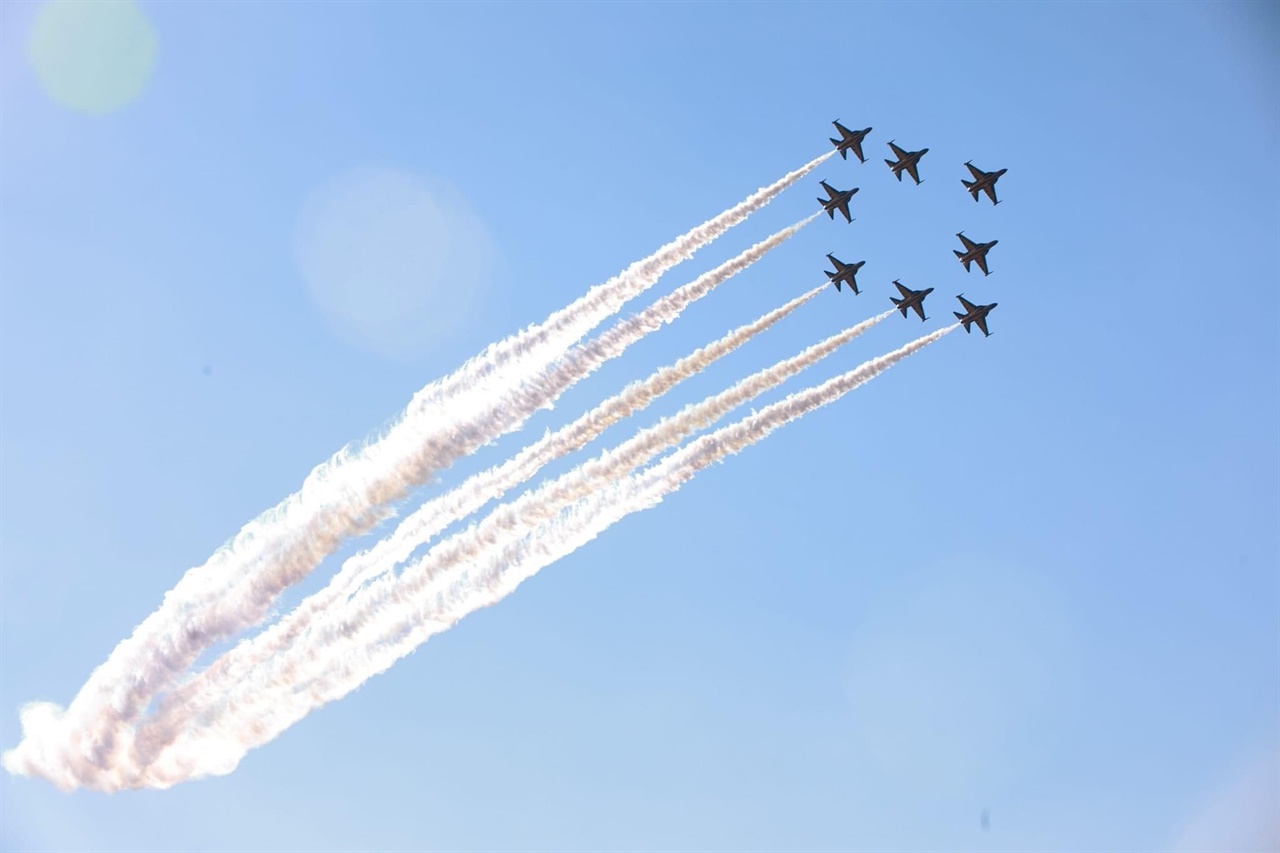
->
123, 216, 816, 760
2, 152, 833, 793
133, 325, 957, 788
146, 283, 829, 755
131, 309, 899, 785
178, 214, 819, 657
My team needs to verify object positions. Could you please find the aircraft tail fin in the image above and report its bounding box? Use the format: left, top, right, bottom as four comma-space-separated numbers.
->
962, 179, 979, 200
953, 250, 965, 259
886, 161, 902, 180
831, 139, 847, 158
954, 312, 971, 332
891, 296, 908, 317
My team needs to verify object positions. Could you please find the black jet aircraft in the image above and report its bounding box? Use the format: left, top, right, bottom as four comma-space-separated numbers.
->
962, 161, 1007, 205
884, 141, 928, 184
824, 254, 866, 294
829, 120, 872, 163
890, 280, 933, 321
954, 231, 998, 276
953, 294, 998, 337
816, 180, 858, 222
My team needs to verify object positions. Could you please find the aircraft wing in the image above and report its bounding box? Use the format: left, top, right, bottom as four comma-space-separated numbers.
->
888, 141, 909, 160
974, 315, 990, 336
848, 139, 866, 162
957, 294, 979, 313
965, 162, 986, 180
835, 199, 852, 222
893, 281, 913, 298
909, 301, 926, 321
905, 161, 921, 184
975, 254, 990, 275
957, 233, 978, 250
832, 120, 853, 139
982, 183, 999, 204
821, 181, 840, 200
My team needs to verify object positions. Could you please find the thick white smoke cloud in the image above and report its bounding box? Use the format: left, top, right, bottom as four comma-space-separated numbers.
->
140, 282, 831, 764
1, 152, 833, 791
129, 326, 956, 788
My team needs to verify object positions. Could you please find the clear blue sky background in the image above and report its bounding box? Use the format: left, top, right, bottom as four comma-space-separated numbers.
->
2, 2, 1277, 850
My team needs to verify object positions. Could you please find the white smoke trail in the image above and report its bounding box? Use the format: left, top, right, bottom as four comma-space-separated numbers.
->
2, 152, 833, 792
130, 309, 898, 785
132, 325, 957, 789
122, 216, 816, 756
179, 214, 818, 652
145, 282, 829, 753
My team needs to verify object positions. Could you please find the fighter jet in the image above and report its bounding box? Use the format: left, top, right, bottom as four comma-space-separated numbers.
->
953, 294, 998, 336
953, 231, 998, 276
824, 254, 866, 294
816, 180, 858, 222
890, 280, 933, 320
962, 161, 1007, 205
884, 141, 928, 184
829, 120, 872, 163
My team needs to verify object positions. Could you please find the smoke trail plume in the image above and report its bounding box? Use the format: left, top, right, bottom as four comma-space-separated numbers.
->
127, 325, 956, 789
2, 153, 833, 793
147, 283, 828, 752
128, 310, 901, 786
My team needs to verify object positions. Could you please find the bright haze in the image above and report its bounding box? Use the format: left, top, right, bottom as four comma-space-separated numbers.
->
1, 2, 1276, 851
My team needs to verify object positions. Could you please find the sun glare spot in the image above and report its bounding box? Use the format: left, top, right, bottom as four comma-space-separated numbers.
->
294, 167, 497, 361
28, 0, 158, 116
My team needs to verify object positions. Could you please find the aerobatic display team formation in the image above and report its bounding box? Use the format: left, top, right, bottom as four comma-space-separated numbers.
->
5, 122, 1008, 792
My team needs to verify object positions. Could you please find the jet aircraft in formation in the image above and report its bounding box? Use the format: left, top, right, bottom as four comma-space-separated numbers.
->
953, 232, 998, 276
962, 161, 1007, 205
953, 295, 997, 336
884, 141, 928, 185
816, 120, 1006, 339
890, 280, 933, 321
828, 120, 873, 163
824, 254, 866, 294
816, 180, 858, 223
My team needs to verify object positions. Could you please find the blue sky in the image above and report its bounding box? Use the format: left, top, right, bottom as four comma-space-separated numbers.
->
1, 1, 1277, 850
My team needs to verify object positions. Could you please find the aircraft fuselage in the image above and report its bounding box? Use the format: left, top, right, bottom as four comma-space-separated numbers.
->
960, 241, 996, 263
974, 170, 1004, 190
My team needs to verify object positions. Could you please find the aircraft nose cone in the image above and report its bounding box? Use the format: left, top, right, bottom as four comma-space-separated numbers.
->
990, 303, 999, 309
991, 240, 999, 246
